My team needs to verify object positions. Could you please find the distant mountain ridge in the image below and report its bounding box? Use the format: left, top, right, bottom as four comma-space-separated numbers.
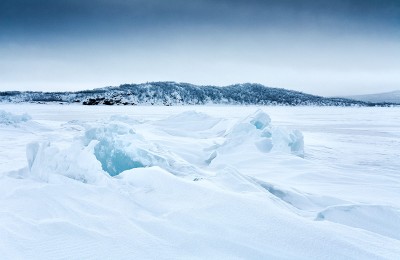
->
346, 90, 400, 104
0, 82, 394, 106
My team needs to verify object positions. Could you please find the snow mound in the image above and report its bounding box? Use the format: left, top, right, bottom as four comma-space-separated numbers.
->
316, 204, 400, 240
0, 110, 31, 125
249, 178, 349, 213
24, 110, 303, 183
164, 110, 218, 126
109, 114, 141, 124
26, 141, 107, 184
25, 118, 206, 183
209, 110, 304, 163
155, 111, 225, 137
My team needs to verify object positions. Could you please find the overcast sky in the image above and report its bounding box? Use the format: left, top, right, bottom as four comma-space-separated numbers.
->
1, 0, 399, 96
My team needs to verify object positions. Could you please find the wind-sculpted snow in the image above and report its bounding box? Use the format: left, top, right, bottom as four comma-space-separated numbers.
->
316, 204, 400, 240
154, 110, 226, 138
26, 141, 107, 183
207, 110, 304, 165
0, 110, 31, 125
25, 111, 301, 180
1, 105, 400, 259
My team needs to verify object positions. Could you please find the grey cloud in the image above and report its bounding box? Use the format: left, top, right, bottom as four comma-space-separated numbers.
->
0, 0, 399, 95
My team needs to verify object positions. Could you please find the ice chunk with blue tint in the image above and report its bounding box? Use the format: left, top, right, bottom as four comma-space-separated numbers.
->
83, 122, 167, 176
250, 110, 271, 130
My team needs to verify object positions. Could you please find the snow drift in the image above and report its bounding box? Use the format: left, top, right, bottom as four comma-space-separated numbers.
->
207, 110, 304, 166
25, 110, 304, 182
316, 204, 400, 240
0, 110, 31, 125
1, 105, 400, 259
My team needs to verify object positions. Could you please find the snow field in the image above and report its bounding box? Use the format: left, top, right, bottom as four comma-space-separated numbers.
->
0, 105, 400, 259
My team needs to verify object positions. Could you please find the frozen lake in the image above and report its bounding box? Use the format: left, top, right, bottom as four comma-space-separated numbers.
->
1, 104, 400, 259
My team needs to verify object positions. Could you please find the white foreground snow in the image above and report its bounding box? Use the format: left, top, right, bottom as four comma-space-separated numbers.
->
0, 104, 400, 259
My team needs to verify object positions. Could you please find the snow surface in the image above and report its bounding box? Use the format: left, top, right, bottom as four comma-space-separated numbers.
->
0, 110, 31, 125
1, 104, 400, 259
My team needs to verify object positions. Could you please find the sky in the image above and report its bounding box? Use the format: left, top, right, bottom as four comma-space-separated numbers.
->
0, 0, 399, 96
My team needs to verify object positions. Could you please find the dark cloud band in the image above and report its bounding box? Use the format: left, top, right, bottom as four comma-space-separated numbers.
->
1, 0, 399, 40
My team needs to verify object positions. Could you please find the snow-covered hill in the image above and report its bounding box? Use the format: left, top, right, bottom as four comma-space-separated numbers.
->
347, 90, 400, 104
0, 82, 387, 106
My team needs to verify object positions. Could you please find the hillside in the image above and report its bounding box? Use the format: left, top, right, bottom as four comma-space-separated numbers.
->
0, 82, 390, 106
347, 90, 400, 104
